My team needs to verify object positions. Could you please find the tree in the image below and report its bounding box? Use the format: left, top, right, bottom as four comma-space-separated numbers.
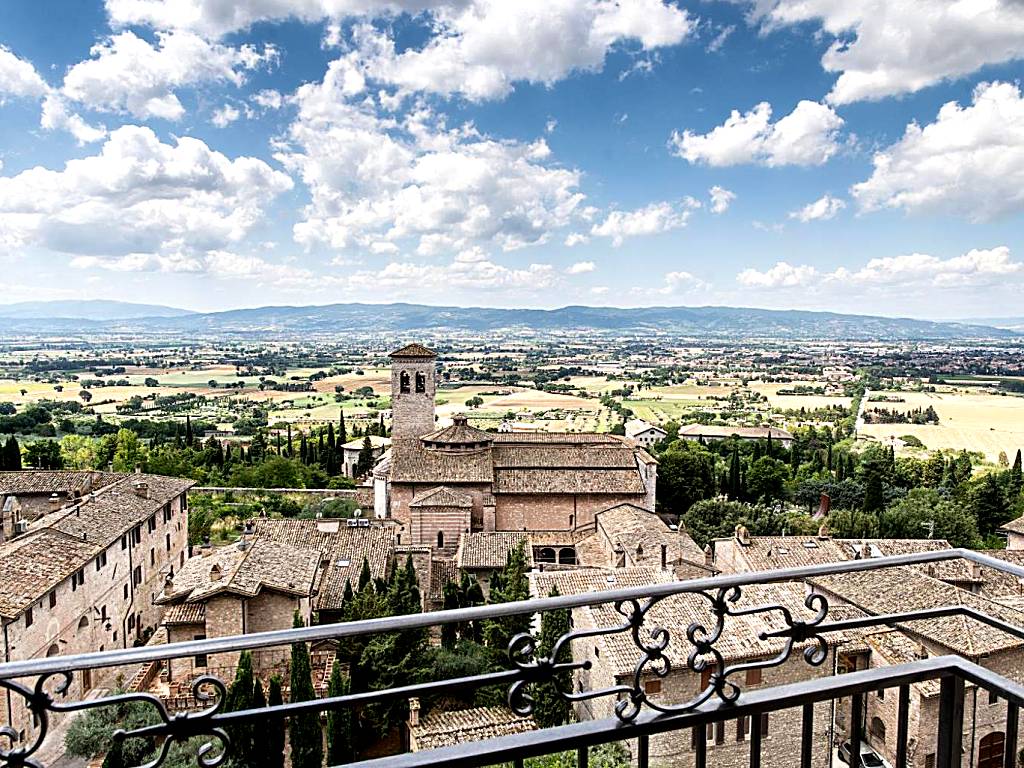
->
358, 557, 372, 592
483, 540, 531, 651
878, 488, 980, 548
60, 434, 100, 470
745, 457, 789, 503
1012, 449, 1023, 498
657, 441, 716, 515
339, 409, 347, 445
111, 428, 148, 473
25, 440, 63, 469
971, 473, 1010, 537
288, 612, 323, 768
354, 435, 375, 476
533, 588, 571, 728
266, 676, 286, 768
225, 651, 257, 767
2, 436, 22, 470
326, 661, 355, 765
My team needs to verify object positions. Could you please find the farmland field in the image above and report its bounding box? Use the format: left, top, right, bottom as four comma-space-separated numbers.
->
858, 390, 1024, 461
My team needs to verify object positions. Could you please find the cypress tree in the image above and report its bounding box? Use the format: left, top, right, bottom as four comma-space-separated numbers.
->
326, 662, 354, 765
440, 582, 460, 649
766, 431, 773, 458
252, 675, 269, 768
1012, 449, 1023, 497
355, 436, 375, 477
300, 433, 308, 464
358, 557, 372, 592
342, 579, 355, 615
288, 612, 322, 768
327, 422, 336, 451
267, 676, 285, 768
728, 447, 741, 500
533, 588, 572, 728
185, 415, 194, 447
339, 409, 347, 445
287, 424, 293, 458
827, 442, 834, 472
225, 651, 256, 766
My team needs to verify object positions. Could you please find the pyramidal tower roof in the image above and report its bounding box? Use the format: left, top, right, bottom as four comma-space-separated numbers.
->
389, 343, 437, 359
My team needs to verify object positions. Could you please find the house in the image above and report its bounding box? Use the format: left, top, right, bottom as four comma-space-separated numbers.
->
375, 344, 658, 551
999, 515, 1024, 551
624, 419, 667, 447
585, 503, 712, 579
340, 435, 391, 478
0, 471, 192, 746
455, 531, 532, 597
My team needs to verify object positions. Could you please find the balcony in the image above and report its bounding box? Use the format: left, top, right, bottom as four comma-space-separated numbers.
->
3, 548, 1024, 768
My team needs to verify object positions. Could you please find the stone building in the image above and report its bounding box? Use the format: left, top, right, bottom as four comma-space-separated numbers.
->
374, 344, 658, 552
624, 418, 667, 447
340, 435, 391, 478
676, 424, 794, 447
407, 701, 537, 752
999, 515, 1024, 551
0, 471, 192, 745
0, 470, 120, 539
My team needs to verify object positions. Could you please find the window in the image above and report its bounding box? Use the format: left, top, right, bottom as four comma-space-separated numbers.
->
48, 591, 56, 609
437, 531, 444, 548
150, 548, 155, 566
399, 371, 411, 393
870, 717, 886, 744
123, 583, 129, 600
924, 755, 935, 768
163, 503, 172, 523
128, 614, 135, 631
95, 552, 107, 571
415, 371, 426, 393
990, 690, 999, 705
132, 526, 142, 545
644, 679, 662, 695
194, 634, 207, 667
78, 616, 89, 629
121, 535, 127, 550
25, 608, 33, 628
877, 687, 885, 700
694, 722, 724, 747
746, 668, 762, 686
180, 551, 185, 567
760, 713, 770, 736
133, 565, 143, 585
70, 569, 85, 591
166, 533, 171, 552
700, 665, 715, 692
147, 515, 156, 533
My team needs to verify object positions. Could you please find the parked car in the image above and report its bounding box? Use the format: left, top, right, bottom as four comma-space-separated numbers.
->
839, 740, 891, 768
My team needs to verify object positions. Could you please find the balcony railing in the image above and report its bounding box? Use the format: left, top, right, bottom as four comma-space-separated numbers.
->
3, 548, 1024, 768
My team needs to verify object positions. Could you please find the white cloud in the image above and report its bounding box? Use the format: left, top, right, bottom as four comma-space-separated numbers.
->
789, 194, 845, 223
708, 185, 736, 214
591, 198, 700, 246
590, 285, 608, 295
0, 45, 48, 100
212, 104, 241, 127
40, 94, 108, 144
253, 89, 284, 110
346, 257, 557, 292
0, 125, 292, 259
706, 23, 735, 53
748, 0, 1024, 105
276, 57, 585, 256
659, 269, 709, 294
565, 260, 595, 274
737, 261, 816, 288
545, 118, 557, 134
348, 0, 693, 101
852, 81, 1024, 221
670, 100, 843, 167
62, 31, 277, 120
736, 247, 1022, 289
71, 249, 320, 286
564, 232, 589, 247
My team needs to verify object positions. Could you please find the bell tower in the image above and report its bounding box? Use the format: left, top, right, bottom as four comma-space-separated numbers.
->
389, 343, 437, 439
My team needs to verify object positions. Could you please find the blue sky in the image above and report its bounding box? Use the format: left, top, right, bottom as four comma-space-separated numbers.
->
0, 0, 1022, 318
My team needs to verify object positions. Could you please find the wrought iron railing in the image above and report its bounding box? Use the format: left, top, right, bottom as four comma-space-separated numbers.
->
2, 548, 1024, 768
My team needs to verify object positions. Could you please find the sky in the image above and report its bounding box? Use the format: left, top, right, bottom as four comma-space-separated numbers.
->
0, 1, 1022, 319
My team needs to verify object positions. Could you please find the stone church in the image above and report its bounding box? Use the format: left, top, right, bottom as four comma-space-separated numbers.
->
373, 343, 658, 554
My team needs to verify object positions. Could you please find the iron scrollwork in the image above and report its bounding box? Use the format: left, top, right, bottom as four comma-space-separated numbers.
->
506, 586, 830, 723
0, 672, 229, 768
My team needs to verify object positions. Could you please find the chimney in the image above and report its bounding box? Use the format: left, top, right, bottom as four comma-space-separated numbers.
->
704, 544, 714, 568
210, 564, 223, 581
817, 523, 830, 540
408, 697, 421, 728
735, 524, 751, 546
133, 480, 149, 500
164, 574, 175, 597
48, 493, 62, 510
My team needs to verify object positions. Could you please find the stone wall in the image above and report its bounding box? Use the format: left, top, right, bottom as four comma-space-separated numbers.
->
494, 493, 646, 532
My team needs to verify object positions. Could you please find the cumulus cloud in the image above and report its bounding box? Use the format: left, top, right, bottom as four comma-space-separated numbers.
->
275, 56, 585, 257
736, 247, 1022, 289
591, 198, 700, 246
659, 270, 710, 294
345, 0, 692, 101
852, 81, 1024, 221
789, 194, 845, 223
212, 104, 241, 127
0, 125, 292, 260
62, 30, 277, 120
346, 257, 557, 292
746, 0, 1024, 105
0, 45, 48, 100
71, 249, 320, 286
565, 260, 595, 274
564, 232, 589, 247
709, 185, 736, 214
669, 100, 843, 167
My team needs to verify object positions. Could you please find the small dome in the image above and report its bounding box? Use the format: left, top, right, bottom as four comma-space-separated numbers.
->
421, 414, 492, 451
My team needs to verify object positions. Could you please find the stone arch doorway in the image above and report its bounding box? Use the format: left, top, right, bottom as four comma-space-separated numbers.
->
978, 731, 1005, 768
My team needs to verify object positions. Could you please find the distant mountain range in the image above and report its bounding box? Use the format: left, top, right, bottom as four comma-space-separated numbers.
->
0, 301, 1016, 340
0, 300, 195, 320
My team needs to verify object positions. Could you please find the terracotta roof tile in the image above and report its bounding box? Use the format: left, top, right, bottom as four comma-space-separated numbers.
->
0, 470, 121, 496
494, 468, 645, 494
390, 343, 437, 358
0, 529, 96, 618
411, 707, 536, 752
457, 532, 532, 570
163, 603, 206, 625
410, 486, 474, 508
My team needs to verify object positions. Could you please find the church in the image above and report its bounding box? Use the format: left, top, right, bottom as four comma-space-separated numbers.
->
373, 343, 658, 554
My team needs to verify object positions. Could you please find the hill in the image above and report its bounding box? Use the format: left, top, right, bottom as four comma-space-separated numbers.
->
0, 300, 194, 320
0, 302, 1012, 341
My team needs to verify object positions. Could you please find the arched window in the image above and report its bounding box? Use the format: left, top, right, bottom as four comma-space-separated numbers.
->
415, 372, 426, 393
46, 644, 60, 657
558, 547, 577, 565
537, 548, 556, 563
979, 732, 1006, 768
400, 371, 411, 394
78, 615, 89, 629
437, 531, 444, 549
869, 717, 886, 744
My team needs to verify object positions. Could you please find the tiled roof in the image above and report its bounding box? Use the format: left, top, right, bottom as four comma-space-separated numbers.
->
163, 603, 206, 625
0, 470, 121, 496
162, 538, 320, 602
720, 535, 851, 571
0, 529, 97, 618
457, 532, 533, 570
530, 566, 672, 598
421, 416, 493, 447
248, 518, 394, 610
429, 559, 459, 602
596, 504, 707, 571
411, 707, 536, 752
863, 630, 942, 697
973, 550, 1024, 600
493, 468, 645, 494
1000, 516, 1024, 535
810, 566, 1024, 657
834, 539, 980, 584
588, 582, 837, 675
491, 446, 637, 468
390, 440, 494, 484
410, 486, 474, 508
390, 343, 437, 358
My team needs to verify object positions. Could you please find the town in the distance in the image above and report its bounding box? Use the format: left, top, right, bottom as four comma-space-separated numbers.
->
3, 310, 1024, 768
